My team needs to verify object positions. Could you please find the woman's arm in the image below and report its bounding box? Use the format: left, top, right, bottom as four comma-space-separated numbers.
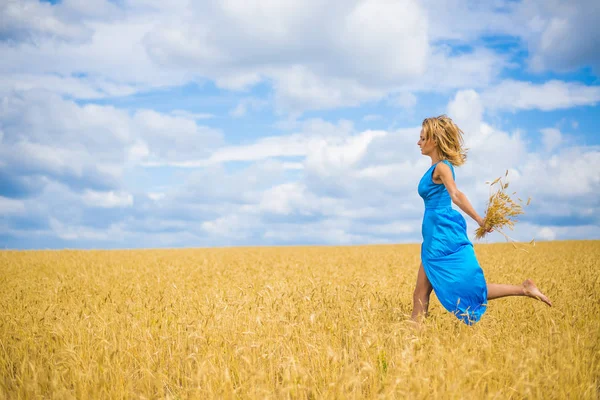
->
435, 163, 485, 227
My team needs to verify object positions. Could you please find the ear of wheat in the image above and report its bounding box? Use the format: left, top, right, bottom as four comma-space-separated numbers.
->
475, 171, 534, 247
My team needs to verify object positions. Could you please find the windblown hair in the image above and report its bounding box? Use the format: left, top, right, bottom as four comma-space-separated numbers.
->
422, 115, 467, 166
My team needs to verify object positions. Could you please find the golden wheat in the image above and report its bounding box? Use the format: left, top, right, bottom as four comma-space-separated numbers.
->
476, 171, 531, 243
0, 241, 598, 399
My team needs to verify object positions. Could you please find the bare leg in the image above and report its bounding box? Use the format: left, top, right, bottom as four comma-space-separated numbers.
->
487, 279, 552, 306
411, 263, 433, 321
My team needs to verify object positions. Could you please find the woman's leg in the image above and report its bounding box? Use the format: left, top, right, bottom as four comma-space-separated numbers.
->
487, 279, 552, 306
411, 263, 433, 321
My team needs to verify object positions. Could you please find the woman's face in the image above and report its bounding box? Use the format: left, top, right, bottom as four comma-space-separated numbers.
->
417, 128, 436, 156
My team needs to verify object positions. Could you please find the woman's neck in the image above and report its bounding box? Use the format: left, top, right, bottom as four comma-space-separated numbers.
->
430, 151, 442, 165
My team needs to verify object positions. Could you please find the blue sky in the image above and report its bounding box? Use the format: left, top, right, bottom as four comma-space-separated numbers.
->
1, 0, 599, 249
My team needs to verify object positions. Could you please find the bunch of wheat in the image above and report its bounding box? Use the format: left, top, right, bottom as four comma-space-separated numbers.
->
475, 171, 532, 244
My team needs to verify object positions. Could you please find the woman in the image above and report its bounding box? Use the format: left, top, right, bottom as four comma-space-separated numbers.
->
412, 115, 552, 325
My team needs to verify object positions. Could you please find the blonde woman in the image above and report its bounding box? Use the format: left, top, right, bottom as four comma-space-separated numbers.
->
412, 115, 552, 324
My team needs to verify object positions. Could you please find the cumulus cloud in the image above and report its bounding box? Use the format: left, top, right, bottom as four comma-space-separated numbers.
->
0, 90, 222, 201
481, 80, 600, 111
362, 114, 382, 122
520, 0, 600, 73
447, 89, 483, 137
539, 128, 562, 153
0, 0, 515, 114
424, 0, 600, 73
82, 190, 134, 208
389, 92, 417, 109
1, 0, 598, 115
0, 196, 26, 215
418, 47, 508, 92
0, 74, 138, 99
143, 118, 354, 167
0, 0, 94, 42
230, 97, 268, 118
133, 110, 222, 162
271, 67, 385, 113
49, 217, 125, 241
0, 13, 191, 97
142, 0, 428, 83
0, 0, 426, 111
517, 149, 600, 200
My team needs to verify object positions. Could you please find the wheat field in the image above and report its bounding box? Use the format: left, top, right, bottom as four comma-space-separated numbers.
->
0, 241, 598, 399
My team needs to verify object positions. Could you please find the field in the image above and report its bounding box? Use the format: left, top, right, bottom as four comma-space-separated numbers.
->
1, 241, 598, 399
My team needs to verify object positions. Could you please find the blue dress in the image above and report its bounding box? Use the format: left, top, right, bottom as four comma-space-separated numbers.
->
418, 160, 487, 324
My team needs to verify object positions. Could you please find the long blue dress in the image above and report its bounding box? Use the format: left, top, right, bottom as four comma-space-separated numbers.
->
418, 160, 487, 324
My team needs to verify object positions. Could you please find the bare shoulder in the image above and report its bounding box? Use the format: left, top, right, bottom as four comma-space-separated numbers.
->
434, 161, 453, 176
433, 161, 454, 184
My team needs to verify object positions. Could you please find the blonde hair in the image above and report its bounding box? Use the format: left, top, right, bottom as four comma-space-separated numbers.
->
422, 115, 467, 166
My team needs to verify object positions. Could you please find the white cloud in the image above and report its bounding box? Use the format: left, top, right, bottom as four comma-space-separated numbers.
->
1, 0, 598, 116
481, 80, 600, 111
389, 92, 417, 109
170, 110, 214, 120
143, 0, 429, 81
142, 118, 355, 167
447, 89, 483, 138
133, 110, 223, 162
128, 140, 150, 162
49, 217, 125, 241
446, 91, 528, 189
261, 218, 381, 246
257, 183, 313, 216
362, 114, 382, 122
82, 190, 133, 208
0, 196, 26, 215
424, 0, 600, 74
427, 2, 512, 40
304, 130, 386, 176
539, 128, 562, 152
135, 0, 430, 112
148, 192, 165, 201
417, 47, 507, 92
0, 74, 138, 99
230, 97, 268, 118
367, 221, 416, 235
520, 0, 600, 73
0, 0, 459, 113
0, 0, 94, 42
517, 149, 600, 199
509, 222, 600, 243
208, 136, 307, 165
0, 15, 192, 98
271, 66, 385, 113
201, 214, 259, 240
0, 90, 222, 200
336, 0, 428, 81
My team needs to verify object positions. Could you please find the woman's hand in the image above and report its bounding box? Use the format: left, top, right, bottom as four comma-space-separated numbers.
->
476, 216, 493, 233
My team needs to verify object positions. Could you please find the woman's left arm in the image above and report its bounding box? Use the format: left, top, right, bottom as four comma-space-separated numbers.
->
435, 163, 485, 227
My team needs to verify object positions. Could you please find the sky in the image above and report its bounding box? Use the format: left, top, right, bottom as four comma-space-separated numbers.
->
1, 0, 599, 249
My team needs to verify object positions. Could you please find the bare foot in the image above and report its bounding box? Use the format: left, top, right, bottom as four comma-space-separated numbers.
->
523, 279, 552, 307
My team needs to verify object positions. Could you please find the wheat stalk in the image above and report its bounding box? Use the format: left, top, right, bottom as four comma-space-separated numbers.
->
475, 170, 535, 249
